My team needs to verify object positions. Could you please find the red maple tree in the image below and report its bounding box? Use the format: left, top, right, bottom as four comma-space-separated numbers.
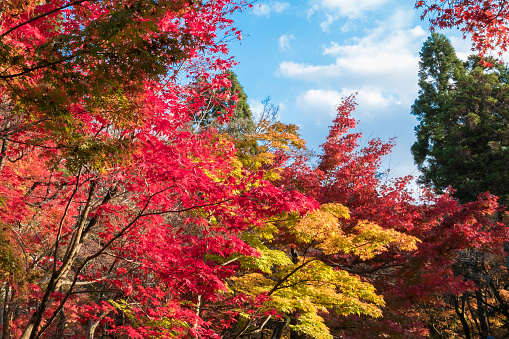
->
275, 96, 508, 338
0, 1, 316, 338
417, 0, 509, 60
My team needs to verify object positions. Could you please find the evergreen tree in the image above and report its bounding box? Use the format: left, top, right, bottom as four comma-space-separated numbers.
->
411, 33, 465, 190
193, 71, 255, 137
412, 33, 509, 205
412, 35, 509, 338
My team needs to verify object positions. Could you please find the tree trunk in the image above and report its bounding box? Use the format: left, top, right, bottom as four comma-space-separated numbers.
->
53, 286, 66, 339
19, 181, 120, 339
504, 243, 509, 273
475, 289, 489, 338
86, 319, 101, 339
270, 317, 289, 339
0, 286, 4, 339
1, 285, 12, 339
489, 280, 509, 321
453, 295, 472, 339
289, 316, 305, 339
0, 139, 8, 173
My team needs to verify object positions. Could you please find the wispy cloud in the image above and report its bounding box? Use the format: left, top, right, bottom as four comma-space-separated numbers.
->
278, 34, 295, 52
279, 10, 427, 118
252, 2, 290, 17
296, 89, 342, 119
309, 0, 390, 31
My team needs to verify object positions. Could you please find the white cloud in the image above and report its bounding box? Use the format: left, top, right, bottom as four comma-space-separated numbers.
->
356, 88, 393, 108
447, 34, 474, 60
278, 34, 295, 53
447, 31, 509, 61
252, 2, 290, 17
296, 89, 342, 119
309, 0, 390, 31
345, 87, 397, 119
278, 61, 341, 79
317, 0, 388, 14
249, 99, 265, 120
273, 2, 290, 12
294, 87, 397, 123
278, 10, 427, 115
253, 4, 271, 16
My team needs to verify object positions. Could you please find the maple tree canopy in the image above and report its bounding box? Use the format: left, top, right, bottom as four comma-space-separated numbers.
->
0, 1, 507, 338
417, 0, 509, 60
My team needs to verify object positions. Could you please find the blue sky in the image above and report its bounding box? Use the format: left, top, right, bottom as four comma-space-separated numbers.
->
226, 0, 476, 182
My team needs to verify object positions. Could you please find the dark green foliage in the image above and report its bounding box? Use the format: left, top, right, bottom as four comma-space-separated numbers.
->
412, 33, 509, 205
223, 71, 253, 123
194, 71, 255, 137
411, 33, 464, 167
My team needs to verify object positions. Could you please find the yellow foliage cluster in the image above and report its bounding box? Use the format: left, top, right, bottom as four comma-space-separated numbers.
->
234, 119, 305, 180
203, 120, 419, 338
227, 203, 419, 339
292, 204, 418, 258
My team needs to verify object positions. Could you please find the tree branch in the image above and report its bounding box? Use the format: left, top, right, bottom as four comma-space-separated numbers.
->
1, 0, 92, 38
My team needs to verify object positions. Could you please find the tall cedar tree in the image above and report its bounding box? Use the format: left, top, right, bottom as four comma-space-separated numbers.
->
193, 70, 255, 137
415, 3, 509, 336
412, 33, 509, 339
412, 33, 509, 205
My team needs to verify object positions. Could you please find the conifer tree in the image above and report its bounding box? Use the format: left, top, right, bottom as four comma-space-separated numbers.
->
194, 71, 255, 138
411, 33, 465, 191
412, 33, 509, 205
412, 34, 509, 338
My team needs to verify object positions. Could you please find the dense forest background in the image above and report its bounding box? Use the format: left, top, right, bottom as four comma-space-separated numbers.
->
0, 1, 508, 338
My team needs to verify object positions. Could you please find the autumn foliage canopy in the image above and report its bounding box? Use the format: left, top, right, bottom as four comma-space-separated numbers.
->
0, 0, 508, 338
417, 0, 509, 60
